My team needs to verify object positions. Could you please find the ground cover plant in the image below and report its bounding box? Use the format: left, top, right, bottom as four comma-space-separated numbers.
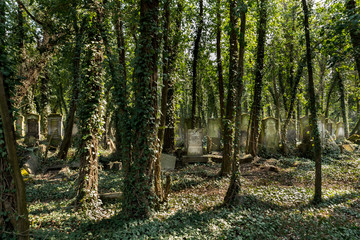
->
25, 149, 360, 239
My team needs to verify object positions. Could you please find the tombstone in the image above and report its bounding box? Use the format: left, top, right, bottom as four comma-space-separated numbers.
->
336, 122, 345, 140
47, 113, 63, 146
300, 116, 310, 143
184, 117, 201, 151
326, 119, 336, 138
207, 118, 221, 151
175, 119, 184, 147
15, 115, 25, 138
72, 118, 79, 136
239, 113, 250, 149
259, 117, 279, 153
186, 129, 203, 156
25, 114, 40, 145
161, 154, 176, 171
317, 115, 326, 141
286, 120, 297, 145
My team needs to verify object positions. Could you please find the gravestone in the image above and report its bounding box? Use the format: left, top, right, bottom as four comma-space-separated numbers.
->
186, 129, 203, 156
300, 116, 310, 143
15, 115, 25, 138
326, 119, 336, 137
48, 114, 63, 146
207, 118, 221, 151
317, 115, 326, 141
259, 117, 279, 153
286, 120, 297, 145
175, 119, 184, 147
72, 118, 79, 136
161, 154, 176, 171
336, 122, 345, 140
184, 117, 201, 151
25, 114, 40, 145
239, 113, 250, 149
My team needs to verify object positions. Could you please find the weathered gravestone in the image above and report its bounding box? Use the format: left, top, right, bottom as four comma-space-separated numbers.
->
286, 120, 297, 145
184, 118, 201, 151
259, 117, 279, 153
239, 113, 250, 149
72, 118, 79, 136
300, 116, 310, 143
15, 115, 25, 138
325, 119, 336, 138
175, 119, 184, 147
25, 113, 40, 145
161, 153, 177, 171
207, 118, 221, 151
48, 113, 63, 146
336, 122, 345, 140
187, 129, 203, 156
318, 115, 326, 141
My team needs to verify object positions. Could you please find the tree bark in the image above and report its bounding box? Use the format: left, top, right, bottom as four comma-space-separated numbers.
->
191, 0, 204, 129
301, 0, 322, 204
224, 0, 247, 205
247, 0, 268, 157
336, 69, 349, 138
324, 76, 337, 118
216, 0, 225, 120
220, 0, 238, 176
346, 0, 360, 79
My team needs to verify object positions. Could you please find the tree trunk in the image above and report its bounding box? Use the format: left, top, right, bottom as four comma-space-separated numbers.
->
324, 76, 337, 118
0, 3, 29, 238
220, 0, 238, 176
224, 0, 247, 205
191, 0, 204, 129
346, 0, 360, 79
301, 0, 322, 204
216, 0, 225, 120
122, 0, 160, 219
75, 2, 104, 215
57, 10, 84, 160
247, 0, 268, 157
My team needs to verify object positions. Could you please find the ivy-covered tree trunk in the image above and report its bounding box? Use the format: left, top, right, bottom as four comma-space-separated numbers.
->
301, 0, 322, 204
247, 0, 267, 157
220, 0, 238, 176
216, 0, 225, 120
121, 0, 160, 219
58, 8, 84, 160
346, 0, 360, 79
75, 2, 104, 215
0, 2, 29, 238
224, 0, 247, 205
191, 0, 203, 129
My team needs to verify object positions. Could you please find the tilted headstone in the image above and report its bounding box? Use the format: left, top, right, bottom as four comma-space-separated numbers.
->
239, 113, 250, 149
336, 122, 345, 140
259, 117, 279, 152
186, 129, 203, 156
15, 115, 25, 138
25, 113, 40, 144
286, 120, 297, 145
47, 113, 63, 146
207, 118, 221, 151
160, 153, 176, 170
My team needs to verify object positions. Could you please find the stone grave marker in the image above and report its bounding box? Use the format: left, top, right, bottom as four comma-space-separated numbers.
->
326, 119, 336, 138
161, 154, 176, 170
175, 119, 184, 147
300, 116, 310, 142
336, 122, 345, 140
184, 117, 200, 151
207, 118, 221, 151
25, 114, 40, 145
48, 113, 63, 146
15, 115, 25, 138
286, 120, 297, 145
239, 113, 250, 149
318, 115, 326, 141
259, 117, 279, 152
187, 129, 203, 156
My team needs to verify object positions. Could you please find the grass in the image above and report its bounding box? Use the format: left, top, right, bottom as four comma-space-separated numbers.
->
26, 151, 360, 239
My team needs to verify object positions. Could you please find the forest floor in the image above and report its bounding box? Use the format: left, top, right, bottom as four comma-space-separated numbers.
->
26, 148, 360, 239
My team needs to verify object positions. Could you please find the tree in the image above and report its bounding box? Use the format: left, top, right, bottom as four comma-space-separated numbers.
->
247, 0, 268, 157
0, 1, 29, 238
345, 0, 360, 79
301, 0, 322, 204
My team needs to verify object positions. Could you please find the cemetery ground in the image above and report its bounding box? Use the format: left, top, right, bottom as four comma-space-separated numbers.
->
24, 146, 360, 239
